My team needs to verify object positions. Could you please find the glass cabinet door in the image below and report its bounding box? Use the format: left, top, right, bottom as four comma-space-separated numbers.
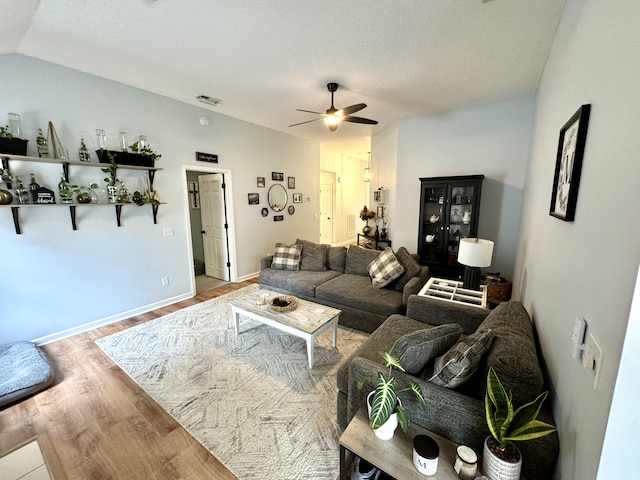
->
447, 184, 477, 262
421, 185, 446, 264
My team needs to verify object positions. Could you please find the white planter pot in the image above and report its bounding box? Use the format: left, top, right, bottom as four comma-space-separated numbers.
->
482, 437, 522, 480
366, 391, 399, 440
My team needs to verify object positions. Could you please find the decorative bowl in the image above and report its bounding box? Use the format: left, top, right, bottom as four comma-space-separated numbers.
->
270, 295, 298, 312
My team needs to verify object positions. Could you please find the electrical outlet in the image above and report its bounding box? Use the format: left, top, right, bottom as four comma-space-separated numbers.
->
571, 317, 587, 359
161, 277, 169, 287
583, 333, 604, 390
163, 227, 174, 237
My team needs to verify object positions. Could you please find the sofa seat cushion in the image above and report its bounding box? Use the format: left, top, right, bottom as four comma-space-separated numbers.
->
464, 301, 544, 405
337, 314, 432, 394
259, 268, 341, 297
316, 274, 404, 318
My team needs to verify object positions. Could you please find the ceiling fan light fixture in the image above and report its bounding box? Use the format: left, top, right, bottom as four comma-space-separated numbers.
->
324, 115, 340, 126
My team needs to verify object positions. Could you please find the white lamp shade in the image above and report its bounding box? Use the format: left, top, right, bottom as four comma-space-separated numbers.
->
457, 238, 494, 267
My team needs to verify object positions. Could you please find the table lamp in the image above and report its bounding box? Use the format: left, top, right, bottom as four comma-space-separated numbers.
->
457, 238, 494, 290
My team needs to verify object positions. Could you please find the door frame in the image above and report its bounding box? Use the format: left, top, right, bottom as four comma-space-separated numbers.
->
182, 164, 238, 295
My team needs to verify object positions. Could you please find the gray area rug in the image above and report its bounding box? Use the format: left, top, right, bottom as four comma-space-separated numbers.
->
96, 285, 366, 480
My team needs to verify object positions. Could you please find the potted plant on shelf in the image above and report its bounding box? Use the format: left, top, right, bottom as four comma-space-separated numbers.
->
357, 352, 425, 440
484, 367, 557, 480
0, 125, 28, 156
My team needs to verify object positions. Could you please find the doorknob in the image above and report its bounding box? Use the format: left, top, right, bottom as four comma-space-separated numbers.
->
201, 230, 205, 234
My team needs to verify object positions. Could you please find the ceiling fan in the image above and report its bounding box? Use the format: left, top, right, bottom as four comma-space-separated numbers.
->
289, 82, 378, 132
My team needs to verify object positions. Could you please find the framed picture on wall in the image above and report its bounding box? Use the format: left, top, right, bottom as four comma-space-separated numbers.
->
549, 104, 591, 221
257, 177, 265, 187
288, 176, 295, 189
248, 193, 259, 205
272, 172, 284, 181
274, 215, 284, 221
188, 181, 200, 209
292, 193, 302, 203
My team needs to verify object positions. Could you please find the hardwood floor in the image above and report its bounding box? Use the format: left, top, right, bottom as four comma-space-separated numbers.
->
0, 279, 259, 480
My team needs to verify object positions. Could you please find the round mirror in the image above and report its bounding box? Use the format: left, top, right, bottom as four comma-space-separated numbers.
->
268, 184, 288, 212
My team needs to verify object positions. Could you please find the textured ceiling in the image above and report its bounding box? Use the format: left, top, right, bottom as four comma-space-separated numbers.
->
2, 0, 566, 153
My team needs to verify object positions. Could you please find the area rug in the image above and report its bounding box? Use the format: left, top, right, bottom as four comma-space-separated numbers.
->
96, 285, 367, 480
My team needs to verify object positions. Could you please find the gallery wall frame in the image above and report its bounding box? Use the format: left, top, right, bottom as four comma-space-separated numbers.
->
549, 104, 591, 222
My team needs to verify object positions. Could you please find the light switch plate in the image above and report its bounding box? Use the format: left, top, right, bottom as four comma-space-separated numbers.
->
583, 333, 604, 389
571, 317, 587, 359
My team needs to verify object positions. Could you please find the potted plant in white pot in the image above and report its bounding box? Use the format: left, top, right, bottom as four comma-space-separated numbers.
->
484, 367, 556, 480
358, 352, 425, 440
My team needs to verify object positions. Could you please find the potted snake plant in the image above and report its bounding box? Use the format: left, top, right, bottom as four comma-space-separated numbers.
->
484, 367, 557, 480
357, 352, 425, 440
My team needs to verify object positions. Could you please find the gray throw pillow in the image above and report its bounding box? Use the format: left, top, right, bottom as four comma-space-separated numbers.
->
390, 324, 463, 375
429, 329, 495, 388
367, 247, 405, 288
393, 247, 422, 291
271, 243, 302, 271
300, 244, 328, 271
345, 246, 382, 276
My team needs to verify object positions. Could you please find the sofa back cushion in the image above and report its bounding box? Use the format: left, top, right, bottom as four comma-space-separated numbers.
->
300, 244, 328, 271
327, 246, 347, 272
345, 246, 381, 276
466, 301, 544, 405
390, 324, 463, 375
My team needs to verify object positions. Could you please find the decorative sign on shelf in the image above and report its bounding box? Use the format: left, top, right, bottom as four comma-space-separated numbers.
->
196, 151, 218, 163
32, 187, 55, 204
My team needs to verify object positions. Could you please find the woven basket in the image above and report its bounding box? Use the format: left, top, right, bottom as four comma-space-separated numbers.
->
270, 295, 299, 312
484, 281, 512, 302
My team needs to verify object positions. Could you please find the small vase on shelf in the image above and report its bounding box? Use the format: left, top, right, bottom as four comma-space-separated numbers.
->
451, 208, 461, 223
380, 228, 387, 240
374, 225, 380, 240
462, 210, 471, 224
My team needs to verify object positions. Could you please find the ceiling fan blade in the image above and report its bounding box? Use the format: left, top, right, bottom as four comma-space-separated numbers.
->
338, 103, 367, 116
343, 116, 378, 125
295, 109, 324, 115
288, 118, 322, 127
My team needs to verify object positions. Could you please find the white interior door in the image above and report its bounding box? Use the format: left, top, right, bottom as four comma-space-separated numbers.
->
320, 183, 333, 243
199, 173, 229, 280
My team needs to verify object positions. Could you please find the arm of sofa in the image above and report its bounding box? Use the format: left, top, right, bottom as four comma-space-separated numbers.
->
402, 266, 429, 307
347, 357, 487, 449
260, 255, 273, 270
405, 294, 490, 335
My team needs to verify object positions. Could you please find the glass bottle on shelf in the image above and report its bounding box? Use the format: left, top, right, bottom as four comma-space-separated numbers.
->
36, 128, 49, 157
14, 176, 29, 204
96, 129, 107, 150
119, 132, 128, 152
58, 173, 73, 204
78, 138, 91, 162
28, 173, 40, 203
138, 135, 148, 151
8, 113, 21, 137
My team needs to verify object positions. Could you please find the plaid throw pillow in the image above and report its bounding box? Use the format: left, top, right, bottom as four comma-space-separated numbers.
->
429, 329, 495, 388
367, 247, 405, 288
271, 243, 302, 271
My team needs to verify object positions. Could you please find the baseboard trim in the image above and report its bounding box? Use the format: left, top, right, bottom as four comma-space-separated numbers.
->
33, 292, 193, 345
237, 272, 259, 282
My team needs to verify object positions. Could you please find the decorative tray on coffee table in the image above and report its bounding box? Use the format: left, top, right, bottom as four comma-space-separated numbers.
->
270, 295, 299, 312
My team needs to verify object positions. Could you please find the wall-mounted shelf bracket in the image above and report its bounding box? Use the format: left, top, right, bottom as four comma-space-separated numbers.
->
115, 205, 123, 227
11, 206, 21, 234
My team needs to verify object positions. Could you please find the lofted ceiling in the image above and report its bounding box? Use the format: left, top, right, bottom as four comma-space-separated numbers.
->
1, 0, 566, 153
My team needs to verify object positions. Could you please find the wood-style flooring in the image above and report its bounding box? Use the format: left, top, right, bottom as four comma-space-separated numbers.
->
0, 279, 260, 480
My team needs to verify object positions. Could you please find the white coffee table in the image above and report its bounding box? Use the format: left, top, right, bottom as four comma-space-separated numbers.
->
228, 288, 341, 368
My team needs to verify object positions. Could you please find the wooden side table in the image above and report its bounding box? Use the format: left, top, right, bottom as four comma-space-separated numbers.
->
357, 233, 391, 251
339, 408, 462, 480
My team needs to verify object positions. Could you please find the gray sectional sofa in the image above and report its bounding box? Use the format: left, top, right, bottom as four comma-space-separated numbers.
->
259, 239, 429, 333
336, 295, 559, 480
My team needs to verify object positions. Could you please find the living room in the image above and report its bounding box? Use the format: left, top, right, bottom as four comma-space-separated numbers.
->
1, 1, 639, 479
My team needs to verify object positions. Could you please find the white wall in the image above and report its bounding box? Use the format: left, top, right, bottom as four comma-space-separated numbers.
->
513, 1, 640, 478
0, 54, 319, 344
386, 96, 535, 277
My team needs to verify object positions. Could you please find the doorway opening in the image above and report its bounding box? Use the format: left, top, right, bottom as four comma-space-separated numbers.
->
182, 165, 238, 295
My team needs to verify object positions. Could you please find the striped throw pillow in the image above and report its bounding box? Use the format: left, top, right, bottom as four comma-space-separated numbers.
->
271, 244, 303, 271
367, 247, 405, 288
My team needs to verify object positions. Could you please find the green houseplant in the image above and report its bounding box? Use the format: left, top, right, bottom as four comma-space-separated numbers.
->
358, 352, 425, 439
0, 125, 29, 156
484, 367, 557, 480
